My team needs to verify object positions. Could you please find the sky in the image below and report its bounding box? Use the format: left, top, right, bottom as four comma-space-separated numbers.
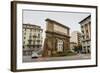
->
23, 10, 90, 34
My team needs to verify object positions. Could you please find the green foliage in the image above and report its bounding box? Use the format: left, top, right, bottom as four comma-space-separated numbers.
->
73, 44, 82, 53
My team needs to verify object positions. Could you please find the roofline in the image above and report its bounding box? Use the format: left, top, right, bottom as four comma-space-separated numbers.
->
23, 24, 41, 27
45, 18, 70, 29
23, 24, 43, 30
79, 15, 91, 24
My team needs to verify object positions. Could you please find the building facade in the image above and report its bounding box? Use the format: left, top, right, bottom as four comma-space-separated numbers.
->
70, 42, 77, 52
23, 24, 43, 56
70, 31, 82, 46
79, 15, 91, 53
42, 18, 70, 57
70, 31, 82, 52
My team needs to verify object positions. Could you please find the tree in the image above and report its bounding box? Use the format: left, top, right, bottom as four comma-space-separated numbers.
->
73, 44, 82, 53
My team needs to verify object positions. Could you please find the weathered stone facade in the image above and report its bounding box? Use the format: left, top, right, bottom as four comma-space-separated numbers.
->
23, 24, 43, 56
42, 19, 70, 57
79, 15, 91, 53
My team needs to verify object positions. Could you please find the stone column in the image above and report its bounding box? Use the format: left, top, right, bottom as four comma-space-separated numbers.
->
51, 37, 57, 55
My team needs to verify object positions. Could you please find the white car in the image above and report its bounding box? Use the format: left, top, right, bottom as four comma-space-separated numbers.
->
31, 52, 39, 59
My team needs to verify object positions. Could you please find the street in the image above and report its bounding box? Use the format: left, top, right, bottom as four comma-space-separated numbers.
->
23, 54, 91, 62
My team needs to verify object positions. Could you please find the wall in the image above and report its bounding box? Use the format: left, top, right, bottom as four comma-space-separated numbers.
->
54, 24, 68, 35
0, 0, 99, 73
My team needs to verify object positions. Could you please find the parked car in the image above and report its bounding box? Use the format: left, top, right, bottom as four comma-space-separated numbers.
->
31, 52, 39, 59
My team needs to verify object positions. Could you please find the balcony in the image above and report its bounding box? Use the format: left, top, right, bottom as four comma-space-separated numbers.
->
33, 35, 37, 38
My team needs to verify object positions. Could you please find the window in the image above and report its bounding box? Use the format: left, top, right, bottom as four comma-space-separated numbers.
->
81, 26, 83, 28
84, 46, 86, 49
24, 37, 26, 39
57, 39, 63, 52
23, 41, 25, 44
29, 34, 32, 38
33, 34, 37, 38
38, 34, 40, 37
37, 40, 40, 43
24, 32, 26, 35
82, 30, 84, 34
83, 36, 84, 39
86, 35, 89, 39
86, 29, 88, 33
